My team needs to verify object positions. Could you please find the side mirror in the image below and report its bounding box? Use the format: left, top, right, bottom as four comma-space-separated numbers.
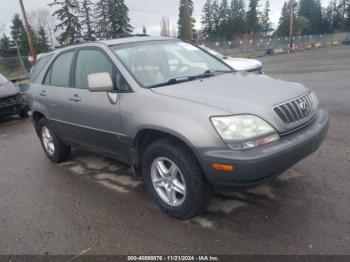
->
87, 72, 113, 92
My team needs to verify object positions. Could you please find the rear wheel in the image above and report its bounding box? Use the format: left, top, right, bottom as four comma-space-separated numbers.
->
142, 138, 211, 220
38, 118, 71, 163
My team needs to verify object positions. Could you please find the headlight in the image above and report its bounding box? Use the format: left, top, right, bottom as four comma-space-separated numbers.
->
211, 115, 279, 150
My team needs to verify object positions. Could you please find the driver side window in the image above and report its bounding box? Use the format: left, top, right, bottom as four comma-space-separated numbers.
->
75, 49, 130, 92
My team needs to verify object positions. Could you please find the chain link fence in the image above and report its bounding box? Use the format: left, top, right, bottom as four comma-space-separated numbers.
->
202, 32, 350, 58
0, 56, 31, 80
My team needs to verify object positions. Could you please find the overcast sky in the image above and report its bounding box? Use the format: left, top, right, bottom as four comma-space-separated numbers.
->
0, 0, 330, 36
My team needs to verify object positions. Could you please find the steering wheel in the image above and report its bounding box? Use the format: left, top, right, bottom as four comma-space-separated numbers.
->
173, 63, 190, 74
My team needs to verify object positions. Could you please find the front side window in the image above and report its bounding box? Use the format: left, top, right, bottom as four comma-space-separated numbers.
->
49, 51, 74, 87
111, 40, 231, 88
74, 49, 129, 91
75, 49, 113, 89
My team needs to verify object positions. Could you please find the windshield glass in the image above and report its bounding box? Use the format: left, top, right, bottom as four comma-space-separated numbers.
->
111, 40, 231, 87
0, 74, 8, 86
201, 46, 225, 60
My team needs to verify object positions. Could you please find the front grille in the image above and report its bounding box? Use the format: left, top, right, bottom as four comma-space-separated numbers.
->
273, 92, 318, 125
0, 94, 21, 107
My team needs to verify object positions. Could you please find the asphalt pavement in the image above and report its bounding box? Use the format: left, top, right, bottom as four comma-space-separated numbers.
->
0, 45, 349, 255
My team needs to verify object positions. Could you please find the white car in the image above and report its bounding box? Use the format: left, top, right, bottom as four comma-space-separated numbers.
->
201, 46, 264, 74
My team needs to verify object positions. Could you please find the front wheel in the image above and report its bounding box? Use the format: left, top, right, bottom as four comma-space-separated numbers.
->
142, 138, 211, 220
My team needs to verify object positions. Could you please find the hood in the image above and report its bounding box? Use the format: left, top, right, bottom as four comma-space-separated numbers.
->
151, 73, 310, 133
224, 57, 262, 71
0, 81, 19, 98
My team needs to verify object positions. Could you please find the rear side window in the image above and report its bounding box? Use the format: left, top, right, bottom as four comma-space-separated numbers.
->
30, 55, 53, 83
74, 49, 113, 89
48, 51, 74, 87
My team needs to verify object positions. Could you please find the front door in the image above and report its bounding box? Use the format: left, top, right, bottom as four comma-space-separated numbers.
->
66, 48, 131, 162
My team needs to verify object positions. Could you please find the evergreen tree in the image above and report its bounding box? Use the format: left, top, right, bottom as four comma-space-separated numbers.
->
338, 0, 350, 30
246, 0, 261, 33
346, 1, 350, 30
219, 0, 231, 38
277, 2, 290, 36
95, 0, 109, 38
178, 0, 194, 40
332, 0, 342, 30
37, 26, 49, 53
142, 25, 147, 35
298, 0, 322, 34
10, 14, 24, 44
49, 0, 82, 45
322, 1, 334, 33
298, 0, 313, 20
261, 0, 273, 35
107, 0, 133, 37
311, 0, 323, 33
230, 0, 247, 36
0, 34, 11, 54
201, 0, 214, 38
211, 0, 221, 38
10, 14, 32, 54
80, 0, 95, 40
295, 16, 312, 35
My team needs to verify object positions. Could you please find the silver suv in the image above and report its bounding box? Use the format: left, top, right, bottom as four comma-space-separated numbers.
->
28, 37, 329, 220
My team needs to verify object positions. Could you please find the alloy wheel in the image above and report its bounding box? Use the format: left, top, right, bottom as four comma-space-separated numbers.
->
150, 157, 186, 206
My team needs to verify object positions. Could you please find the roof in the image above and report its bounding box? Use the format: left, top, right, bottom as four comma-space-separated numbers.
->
35, 36, 178, 61
98, 36, 176, 46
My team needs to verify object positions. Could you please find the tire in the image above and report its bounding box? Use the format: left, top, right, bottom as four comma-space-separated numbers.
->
19, 108, 29, 118
38, 118, 71, 163
142, 138, 211, 220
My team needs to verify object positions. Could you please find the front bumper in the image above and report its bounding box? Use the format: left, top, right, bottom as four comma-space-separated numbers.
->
0, 94, 27, 117
197, 109, 329, 191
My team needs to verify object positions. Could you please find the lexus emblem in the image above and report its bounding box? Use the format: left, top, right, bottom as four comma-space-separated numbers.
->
299, 102, 308, 111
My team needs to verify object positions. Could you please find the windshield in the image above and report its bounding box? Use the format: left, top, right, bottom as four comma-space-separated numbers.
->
111, 40, 232, 87
0, 74, 8, 86
200, 46, 225, 60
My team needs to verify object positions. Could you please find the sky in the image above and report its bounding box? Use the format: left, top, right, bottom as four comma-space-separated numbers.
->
0, 0, 330, 37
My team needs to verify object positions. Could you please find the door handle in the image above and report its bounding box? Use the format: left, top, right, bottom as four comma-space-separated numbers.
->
69, 94, 81, 102
39, 90, 47, 97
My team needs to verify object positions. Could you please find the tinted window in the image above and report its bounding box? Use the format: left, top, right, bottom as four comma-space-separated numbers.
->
50, 51, 74, 87
75, 50, 113, 89
111, 40, 231, 87
75, 49, 129, 91
30, 55, 53, 83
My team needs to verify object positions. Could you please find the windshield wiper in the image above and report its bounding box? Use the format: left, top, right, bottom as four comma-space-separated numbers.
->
150, 76, 196, 88
194, 69, 233, 79
150, 70, 233, 88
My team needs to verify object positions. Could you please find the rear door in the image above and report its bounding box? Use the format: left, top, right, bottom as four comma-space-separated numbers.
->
66, 47, 131, 162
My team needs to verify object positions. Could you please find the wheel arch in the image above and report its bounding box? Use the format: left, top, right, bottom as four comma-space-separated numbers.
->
32, 111, 46, 135
132, 128, 202, 176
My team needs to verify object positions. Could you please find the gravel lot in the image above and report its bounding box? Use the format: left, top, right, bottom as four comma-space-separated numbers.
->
0, 45, 349, 255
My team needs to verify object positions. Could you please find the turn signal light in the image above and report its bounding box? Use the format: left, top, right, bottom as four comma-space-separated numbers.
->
212, 163, 235, 172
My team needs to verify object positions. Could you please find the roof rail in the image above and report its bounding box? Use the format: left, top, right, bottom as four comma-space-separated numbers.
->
96, 34, 149, 40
